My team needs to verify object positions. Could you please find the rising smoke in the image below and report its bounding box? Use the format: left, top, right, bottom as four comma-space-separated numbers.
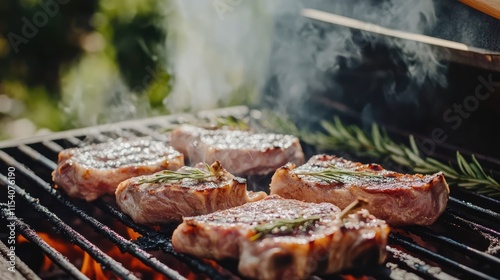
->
164, 1, 275, 112
60, 55, 150, 129
165, 0, 447, 125
61, 1, 447, 128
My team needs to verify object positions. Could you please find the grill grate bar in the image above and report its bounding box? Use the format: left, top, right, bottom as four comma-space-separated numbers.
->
18, 139, 232, 278
385, 246, 455, 280
2, 105, 499, 279
30, 135, 500, 279
42, 132, 238, 279
130, 126, 169, 141
448, 197, 500, 222
0, 150, 192, 280
42, 141, 64, 153
65, 136, 82, 146
0, 172, 187, 280
329, 103, 500, 172
93, 200, 152, 236
407, 226, 500, 267
155, 239, 234, 280
0, 240, 42, 280
79, 132, 109, 144
389, 233, 496, 280
452, 189, 500, 209
0, 174, 140, 280
5, 144, 227, 279
102, 129, 136, 139
18, 144, 58, 170
93, 198, 233, 279
0, 207, 89, 280
443, 211, 500, 238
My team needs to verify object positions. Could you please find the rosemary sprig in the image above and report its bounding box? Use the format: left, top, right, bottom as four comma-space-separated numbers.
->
249, 199, 369, 241
261, 112, 500, 197
138, 161, 224, 184
320, 117, 500, 196
339, 198, 369, 219
295, 164, 383, 184
213, 116, 250, 130
159, 115, 250, 133
249, 216, 321, 241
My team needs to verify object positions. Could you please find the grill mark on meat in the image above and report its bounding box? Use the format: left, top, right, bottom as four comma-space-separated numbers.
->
115, 162, 267, 224
169, 125, 305, 175
270, 154, 450, 226
172, 195, 389, 279
52, 138, 184, 201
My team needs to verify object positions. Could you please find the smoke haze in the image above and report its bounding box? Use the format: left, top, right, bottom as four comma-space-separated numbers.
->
164, 1, 275, 112
61, 1, 447, 129
165, 0, 446, 123
61, 55, 150, 129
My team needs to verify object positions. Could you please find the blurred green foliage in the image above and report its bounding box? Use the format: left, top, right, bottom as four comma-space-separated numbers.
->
0, 0, 171, 139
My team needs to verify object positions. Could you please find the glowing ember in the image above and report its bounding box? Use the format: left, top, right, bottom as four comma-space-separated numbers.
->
17, 224, 192, 279
18, 233, 83, 273
81, 252, 107, 279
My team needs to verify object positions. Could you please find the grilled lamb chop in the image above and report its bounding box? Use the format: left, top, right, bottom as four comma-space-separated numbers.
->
172, 195, 389, 279
115, 161, 267, 224
169, 125, 305, 175
52, 138, 184, 201
270, 154, 450, 226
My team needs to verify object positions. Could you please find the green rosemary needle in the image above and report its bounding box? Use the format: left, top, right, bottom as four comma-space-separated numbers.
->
138, 161, 224, 184
339, 198, 369, 219
214, 116, 250, 130
260, 111, 500, 197
294, 164, 383, 184
250, 216, 321, 241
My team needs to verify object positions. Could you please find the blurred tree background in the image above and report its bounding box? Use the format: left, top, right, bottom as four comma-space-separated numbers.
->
0, 0, 171, 140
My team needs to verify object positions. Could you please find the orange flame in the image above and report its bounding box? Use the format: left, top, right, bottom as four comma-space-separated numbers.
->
18, 233, 83, 272
81, 252, 107, 279
17, 226, 182, 279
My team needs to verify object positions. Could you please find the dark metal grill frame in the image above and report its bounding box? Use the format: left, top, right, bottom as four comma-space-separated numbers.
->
0, 106, 499, 280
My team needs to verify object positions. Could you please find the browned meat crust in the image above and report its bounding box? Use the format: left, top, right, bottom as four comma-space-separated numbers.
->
172, 195, 389, 279
270, 154, 450, 226
115, 161, 267, 224
169, 125, 305, 175
52, 138, 184, 201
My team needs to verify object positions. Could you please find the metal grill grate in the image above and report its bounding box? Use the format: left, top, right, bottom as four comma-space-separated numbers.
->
0, 106, 499, 279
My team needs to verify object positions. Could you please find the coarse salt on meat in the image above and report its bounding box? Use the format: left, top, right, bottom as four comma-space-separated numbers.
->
172, 195, 389, 279
169, 125, 305, 175
52, 138, 184, 201
270, 154, 450, 226
115, 161, 267, 224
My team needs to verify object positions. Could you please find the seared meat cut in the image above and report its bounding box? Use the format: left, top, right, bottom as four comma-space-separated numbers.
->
172, 195, 389, 279
115, 161, 267, 224
169, 125, 305, 175
52, 138, 184, 201
270, 154, 450, 226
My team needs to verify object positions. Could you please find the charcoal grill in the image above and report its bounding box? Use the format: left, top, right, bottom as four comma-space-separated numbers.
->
0, 106, 499, 280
